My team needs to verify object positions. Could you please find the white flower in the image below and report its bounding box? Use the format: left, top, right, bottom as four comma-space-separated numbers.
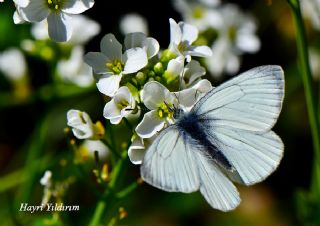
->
173, 0, 222, 31
0, 48, 27, 82
103, 86, 136, 124
181, 60, 206, 87
31, 15, 100, 44
81, 140, 109, 160
169, 18, 212, 61
128, 135, 145, 165
67, 109, 104, 140
135, 81, 178, 138
40, 170, 52, 187
135, 80, 211, 138
206, 4, 260, 76
163, 56, 184, 83
124, 32, 159, 59
207, 38, 241, 76
301, 0, 320, 30
120, 13, 148, 35
84, 33, 148, 97
57, 46, 94, 87
17, 0, 95, 42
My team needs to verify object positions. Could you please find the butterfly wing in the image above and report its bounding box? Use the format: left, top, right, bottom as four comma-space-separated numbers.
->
140, 127, 200, 193
193, 65, 284, 132
208, 128, 283, 185
193, 65, 284, 185
195, 151, 240, 211
140, 126, 241, 211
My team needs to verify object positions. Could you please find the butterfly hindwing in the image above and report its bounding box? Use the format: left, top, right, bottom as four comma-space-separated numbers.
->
209, 128, 284, 185
140, 127, 200, 193
195, 151, 241, 211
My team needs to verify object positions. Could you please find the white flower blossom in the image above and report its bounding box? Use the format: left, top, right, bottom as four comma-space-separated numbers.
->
173, 0, 222, 31
84, 33, 148, 97
40, 170, 52, 205
120, 13, 148, 35
40, 170, 52, 187
181, 60, 206, 88
0, 48, 27, 82
169, 18, 212, 61
135, 81, 178, 138
206, 4, 260, 76
81, 140, 109, 160
57, 46, 94, 87
31, 14, 100, 44
128, 135, 145, 165
136, 80, 211, 138
103, 86, 136, 124
67, 109, 104, 140
16, 0, 95, 42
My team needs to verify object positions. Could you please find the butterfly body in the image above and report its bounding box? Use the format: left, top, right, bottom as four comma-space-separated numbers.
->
175, 111, 234, 170
141, 65, 284, 211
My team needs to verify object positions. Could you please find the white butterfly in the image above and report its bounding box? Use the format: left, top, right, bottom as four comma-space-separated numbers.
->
140, 65, 284, 211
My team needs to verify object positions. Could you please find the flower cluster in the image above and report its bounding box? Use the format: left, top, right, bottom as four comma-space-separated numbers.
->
71, 18, 213, 164
174, 0, 260, 76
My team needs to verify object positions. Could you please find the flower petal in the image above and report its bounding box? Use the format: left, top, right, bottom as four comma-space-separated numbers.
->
169, 18, 182, 45
180, 22, 198, 44
62, 0, 94, 14
167, 57, 184, 77
135, 111, 165, 138
128, 137, 145, 165
100, 34, 122, 60
47, 13, 72, 42
123, 47, 148, 74
13, 0, 29, 7
183, 60, 206, 86
84, 52, 109, 74
124, 32, 146, 49
175, 79, 212, 108
186, 45, 212, 57
18, 0, 49, 22
142, 81, 170, 110
96, 74, 122, 97
143, 37, 160, 58
103, 99, 121, 123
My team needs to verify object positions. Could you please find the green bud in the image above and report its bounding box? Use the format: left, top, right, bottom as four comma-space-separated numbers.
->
148, 71, 155, 77
160, 49, 177, 63
136, 72, 146, 84
148, 77, 155, 82
154, 62, 164, 75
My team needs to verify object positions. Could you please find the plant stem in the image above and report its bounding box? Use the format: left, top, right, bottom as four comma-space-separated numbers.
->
288, 0, 320, 196
89, 201, 106, 226
88, 153, 128, 226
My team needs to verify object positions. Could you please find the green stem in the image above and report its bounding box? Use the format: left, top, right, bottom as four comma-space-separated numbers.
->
288, 0, 320, 196
89, 201, 107, 226
88, 154, 127, 226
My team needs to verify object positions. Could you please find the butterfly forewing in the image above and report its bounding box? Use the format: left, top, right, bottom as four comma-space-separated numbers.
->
193, 65, 284, 132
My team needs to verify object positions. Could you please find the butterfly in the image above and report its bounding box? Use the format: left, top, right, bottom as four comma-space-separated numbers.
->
140, 65, 284, 211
